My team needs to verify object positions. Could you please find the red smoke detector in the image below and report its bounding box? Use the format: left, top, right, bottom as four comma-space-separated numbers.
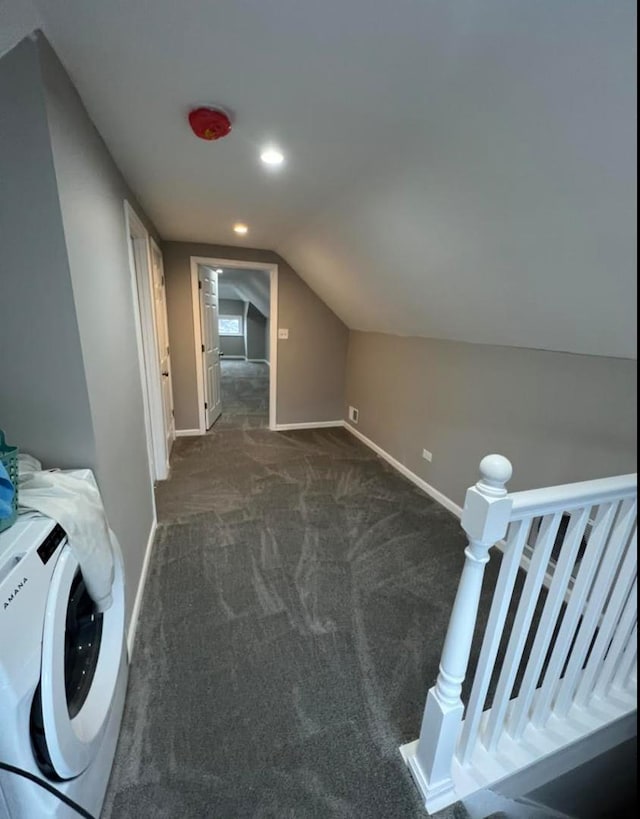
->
188, 107, 232, 141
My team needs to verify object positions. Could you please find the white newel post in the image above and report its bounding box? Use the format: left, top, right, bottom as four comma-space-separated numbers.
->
412, 455, 513, 813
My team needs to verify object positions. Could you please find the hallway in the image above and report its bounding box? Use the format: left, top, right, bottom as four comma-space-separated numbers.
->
105, 407, 502, 817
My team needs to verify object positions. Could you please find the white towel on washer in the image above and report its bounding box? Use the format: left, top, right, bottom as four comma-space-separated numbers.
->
17, 456, 115, 612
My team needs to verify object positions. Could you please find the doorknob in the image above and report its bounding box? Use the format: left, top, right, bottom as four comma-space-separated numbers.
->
162, 371, 169, 377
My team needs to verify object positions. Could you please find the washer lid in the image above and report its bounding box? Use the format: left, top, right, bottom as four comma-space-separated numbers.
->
39, 544, 125, 779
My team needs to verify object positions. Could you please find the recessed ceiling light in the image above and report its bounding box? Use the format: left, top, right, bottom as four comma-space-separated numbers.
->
260, 147, 285, 167
233, 223, 249, 236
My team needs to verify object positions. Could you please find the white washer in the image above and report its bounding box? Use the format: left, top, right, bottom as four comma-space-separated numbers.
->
0, 514, 128, 818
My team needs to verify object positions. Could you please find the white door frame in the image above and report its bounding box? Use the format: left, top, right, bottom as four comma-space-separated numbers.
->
125, 201, 169, 481
190, 256, 278, 433
149, 236, 176, 452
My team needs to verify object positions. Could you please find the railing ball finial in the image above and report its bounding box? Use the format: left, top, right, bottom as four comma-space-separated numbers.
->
478, 454, 513, 497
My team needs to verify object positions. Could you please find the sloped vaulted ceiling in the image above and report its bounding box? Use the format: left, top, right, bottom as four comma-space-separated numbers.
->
218, 268, 271, 317
21, 0, 639, 357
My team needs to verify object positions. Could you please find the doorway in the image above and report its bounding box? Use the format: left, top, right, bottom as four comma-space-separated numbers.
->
190, 257, 278, 432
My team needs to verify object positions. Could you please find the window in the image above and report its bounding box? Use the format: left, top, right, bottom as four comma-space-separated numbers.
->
218, 315, 243, 336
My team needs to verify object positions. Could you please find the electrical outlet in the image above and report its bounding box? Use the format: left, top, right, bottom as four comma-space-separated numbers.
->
278, 328, 289, 340
348, 406, 359, 424
422, 449, 433, 462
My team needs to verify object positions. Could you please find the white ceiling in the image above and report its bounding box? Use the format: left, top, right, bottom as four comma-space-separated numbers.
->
216, 268, 270, 317
10, 1, 638, 357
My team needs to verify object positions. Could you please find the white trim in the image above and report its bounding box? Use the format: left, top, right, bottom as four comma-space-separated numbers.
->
269, 265, 278, 430
149, 236, 176, 453
125, 201, 168, 482
243, 299, 249, 358
190, 257, 278, 432
247, 359, 270, 366
175, 428, 203, 437
400, 693, 637, 813
275, 420, 344, 431
189, 259, 207, 435
126, 517, 157, 661
341, 423, 534, 579
343, 422, 463, 518
125, 211, 155, 486
343, 424, 560, 595
221, 355, 247, 360
509, 473, 637, 518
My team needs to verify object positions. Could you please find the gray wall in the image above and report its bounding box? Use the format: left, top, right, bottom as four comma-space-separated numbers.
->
36, 35, 157, 625
0, 36, 96, 468
163, 243, 348, 428
218, 298, 246, 358
246, 304, 268, 361
346, 332, 637, 507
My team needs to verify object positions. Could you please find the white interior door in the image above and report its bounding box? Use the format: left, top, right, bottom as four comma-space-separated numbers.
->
149, 239, 175, 453
126, 203, 168, 482
199, 266, 222, 428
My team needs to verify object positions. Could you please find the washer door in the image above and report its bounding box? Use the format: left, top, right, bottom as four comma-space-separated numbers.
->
38, 544, 125, 779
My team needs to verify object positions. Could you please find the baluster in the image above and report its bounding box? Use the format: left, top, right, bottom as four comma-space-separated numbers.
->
458, 518, 531, 764
575, 535, 637, 708
483, 509, 564, 751
509, 505, 591, 740
612, 623, 637, 692
413, 455, 513, 809
592, 573, 637, 700
531, 501, 620, 728
554, 507, 637, 717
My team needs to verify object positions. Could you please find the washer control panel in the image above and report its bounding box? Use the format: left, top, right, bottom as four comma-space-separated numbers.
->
37, 524, 66, 565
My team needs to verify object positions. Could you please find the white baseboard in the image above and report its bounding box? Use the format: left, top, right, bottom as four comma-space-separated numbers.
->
221, 355, 246, 360
343, 423, 463, 518
127, 517, 157, 661
274, 420, 345, 431
247, 358, 270, 366
175, 428, 202, 437
341, 427, 555, 595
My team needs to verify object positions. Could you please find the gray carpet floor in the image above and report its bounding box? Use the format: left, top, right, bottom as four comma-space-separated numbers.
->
103, 362, 502, 818
214, 359, 270, 431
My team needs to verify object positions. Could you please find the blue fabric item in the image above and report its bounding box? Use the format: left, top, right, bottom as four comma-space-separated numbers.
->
0, 461, 15, 520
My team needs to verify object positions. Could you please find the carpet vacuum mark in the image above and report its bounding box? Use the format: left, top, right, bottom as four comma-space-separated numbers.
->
105, 365, 491, 817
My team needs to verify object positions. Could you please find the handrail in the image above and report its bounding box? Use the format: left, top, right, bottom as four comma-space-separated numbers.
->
402, 454, 638, 815
509, 473, 637, 519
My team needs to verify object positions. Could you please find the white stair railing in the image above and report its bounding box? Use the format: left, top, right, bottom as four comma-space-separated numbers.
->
401, 456, 637, 815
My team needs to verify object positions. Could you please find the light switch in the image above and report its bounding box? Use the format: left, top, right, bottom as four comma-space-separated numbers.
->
278, 328, 289, 340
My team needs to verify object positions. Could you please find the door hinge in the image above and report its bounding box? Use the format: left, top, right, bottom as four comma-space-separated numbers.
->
198, 280, 202, 290
171, 408, 175, 417
166, 345, 170, 355
201, 344, 205, 353
204, 402, 208, 410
